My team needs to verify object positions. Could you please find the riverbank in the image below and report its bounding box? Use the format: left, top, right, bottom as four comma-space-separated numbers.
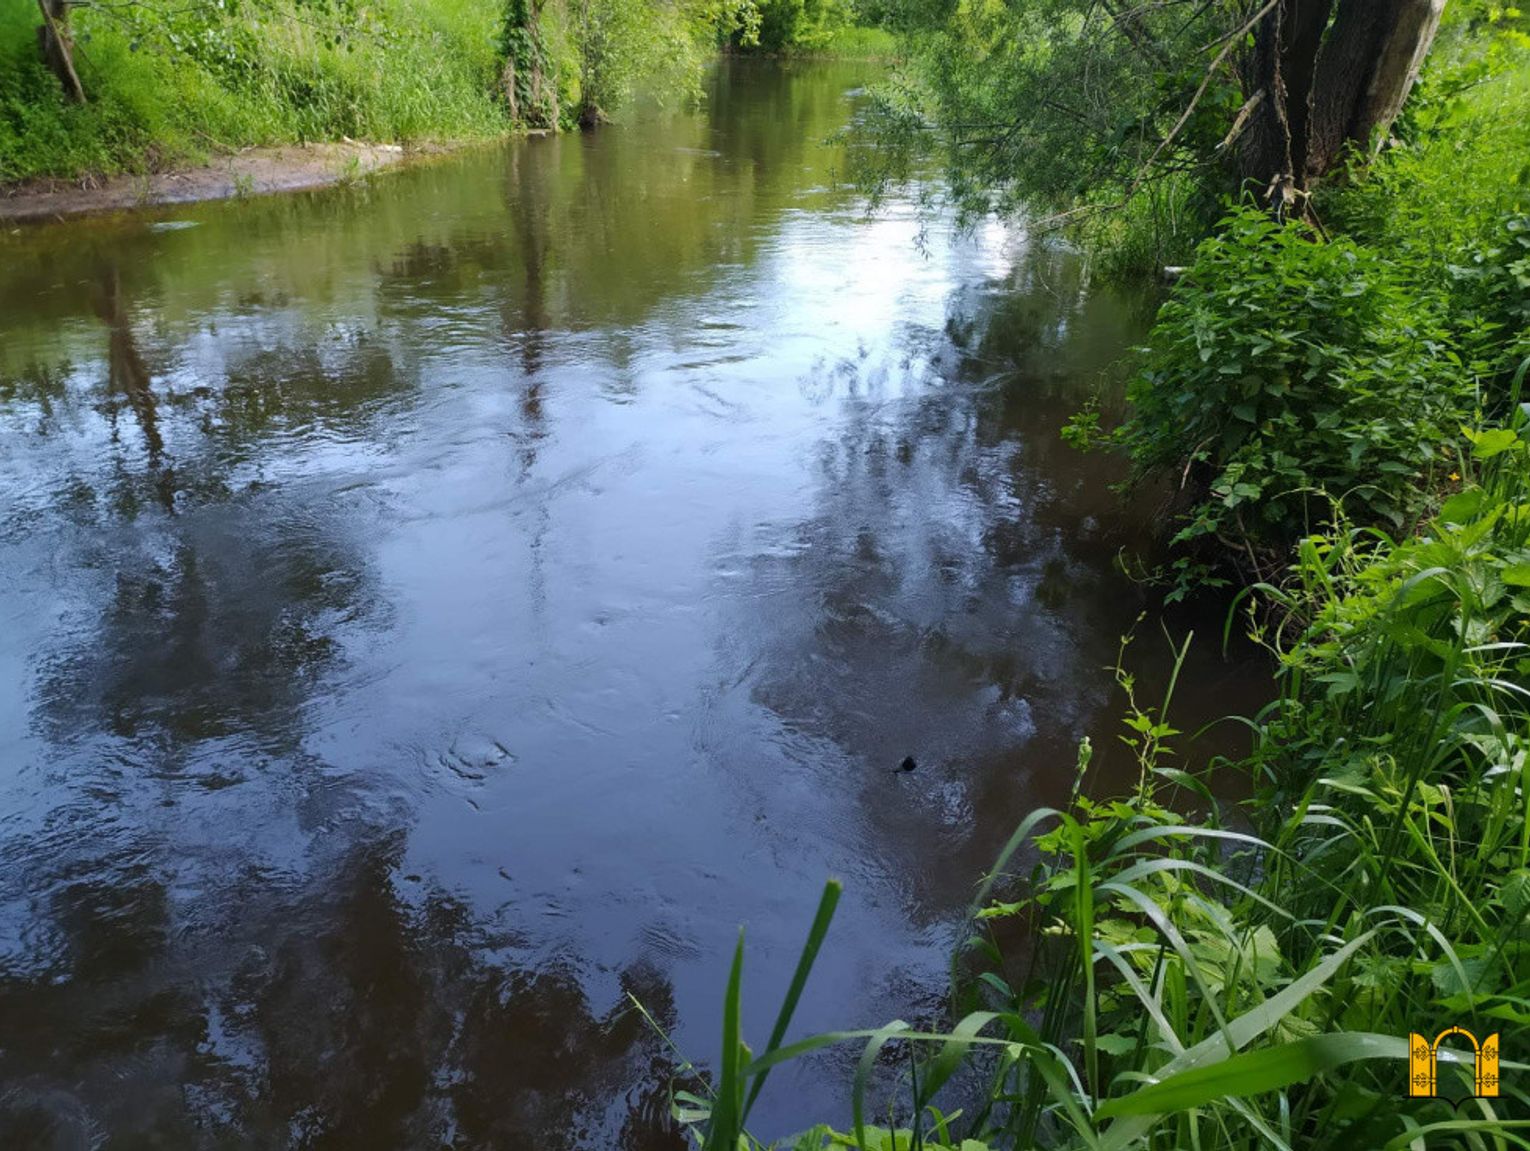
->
0, 139, 454, 223
0, 0, 507, 188
2, 0, 892, 189
678, 14, 1530, 1149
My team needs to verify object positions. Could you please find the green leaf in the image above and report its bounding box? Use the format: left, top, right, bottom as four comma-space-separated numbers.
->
1464, 426, 1520, 459
1501, 563, 1530, 588
1093, 1033, 1138, 1057
1094, 1033, 1406, 1120
742, 880, 842, 1123
1439, 488, 1485, 524
705, 930, 747, 1151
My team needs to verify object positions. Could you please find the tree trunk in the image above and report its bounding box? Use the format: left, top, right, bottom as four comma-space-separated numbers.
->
501, 0, 557, 129
1239, 0, 1444, 210
1305, 0, 1444, 178
37, 0, 86, 103
1240, 0, 1332, 212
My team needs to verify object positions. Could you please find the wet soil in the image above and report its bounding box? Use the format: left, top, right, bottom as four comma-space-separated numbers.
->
0, 140, 443, 223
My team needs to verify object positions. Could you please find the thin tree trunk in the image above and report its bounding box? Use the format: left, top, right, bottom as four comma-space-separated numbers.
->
501, 0, 557, 129
37, 0, 86, 103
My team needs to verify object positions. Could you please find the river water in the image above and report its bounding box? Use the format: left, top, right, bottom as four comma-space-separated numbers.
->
0, 61, 1265, 1149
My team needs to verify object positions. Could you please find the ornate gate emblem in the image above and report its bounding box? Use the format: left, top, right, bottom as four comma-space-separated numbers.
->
1409, 1027, 1499, 1098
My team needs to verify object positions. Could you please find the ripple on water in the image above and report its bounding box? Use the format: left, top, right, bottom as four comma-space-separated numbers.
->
430, 733, 516, 787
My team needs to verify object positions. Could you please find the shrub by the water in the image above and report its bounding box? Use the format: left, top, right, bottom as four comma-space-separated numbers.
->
1114, 206, 1469, 559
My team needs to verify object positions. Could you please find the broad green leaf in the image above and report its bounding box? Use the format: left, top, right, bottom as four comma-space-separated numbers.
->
1094, 1033, 1406, 1120
1464, 426, 1520, 459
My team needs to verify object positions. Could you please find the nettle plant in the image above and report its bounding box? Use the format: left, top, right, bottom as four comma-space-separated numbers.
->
1105, 206, 1472, 566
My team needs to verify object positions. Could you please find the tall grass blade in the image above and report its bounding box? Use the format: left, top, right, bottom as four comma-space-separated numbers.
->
1094, 1033, 1407, 1120
742, 879, 843, 1124
705, 928, 747, 1151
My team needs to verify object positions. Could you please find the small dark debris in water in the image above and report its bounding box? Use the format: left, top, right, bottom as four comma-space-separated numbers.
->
896, 756, 917, 773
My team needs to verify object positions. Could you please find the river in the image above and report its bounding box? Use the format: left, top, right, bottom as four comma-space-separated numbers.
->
0, 60, 1265, 1149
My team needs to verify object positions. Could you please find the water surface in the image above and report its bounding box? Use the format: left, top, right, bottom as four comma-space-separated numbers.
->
0, 61, 1264, 1148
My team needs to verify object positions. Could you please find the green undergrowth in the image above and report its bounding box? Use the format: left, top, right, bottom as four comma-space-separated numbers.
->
812, 25, 896, 57
0, 0, 506, 184
658, 390, 1530, 1149
743, 24, 896, 58
724, 0, 888, 55
1063, 47, 1529, 582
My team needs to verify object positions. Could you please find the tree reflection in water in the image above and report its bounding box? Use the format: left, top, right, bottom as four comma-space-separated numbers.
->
0, 837, 685, 1149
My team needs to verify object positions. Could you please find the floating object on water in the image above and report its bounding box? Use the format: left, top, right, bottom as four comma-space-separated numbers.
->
896, 756, 917, 773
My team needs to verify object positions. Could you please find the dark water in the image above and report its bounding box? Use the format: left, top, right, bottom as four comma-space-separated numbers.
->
0, 61, 1266, 1149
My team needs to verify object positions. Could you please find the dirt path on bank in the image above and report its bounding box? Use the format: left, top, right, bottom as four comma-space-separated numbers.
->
0, 140, 431, 224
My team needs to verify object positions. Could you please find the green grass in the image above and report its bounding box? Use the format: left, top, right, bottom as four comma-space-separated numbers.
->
794, 25, 898, 58
0, 0, 507, 184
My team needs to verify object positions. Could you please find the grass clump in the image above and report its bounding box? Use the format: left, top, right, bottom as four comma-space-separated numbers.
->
0, 0, 508, 184
810, 24, 896, 59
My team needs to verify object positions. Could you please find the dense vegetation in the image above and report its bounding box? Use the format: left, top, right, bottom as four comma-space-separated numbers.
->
0, 0, 886, 184
726, 0, 890, 53
674, 4, 1530, 1148
1, 0, 506, 182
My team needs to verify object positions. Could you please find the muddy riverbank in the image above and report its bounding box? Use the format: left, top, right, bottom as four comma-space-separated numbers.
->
0, 139, 466, 223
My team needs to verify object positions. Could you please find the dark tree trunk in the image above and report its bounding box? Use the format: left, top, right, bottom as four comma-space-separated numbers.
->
37, 0, 86, 103
1239, 0, 1444, 212
1305, 0, 1444, 179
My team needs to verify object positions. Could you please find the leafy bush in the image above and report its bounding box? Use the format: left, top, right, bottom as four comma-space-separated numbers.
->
746, 0, 858, 53
1109, 206, 1468, 560
1067, 41, 1530, 579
